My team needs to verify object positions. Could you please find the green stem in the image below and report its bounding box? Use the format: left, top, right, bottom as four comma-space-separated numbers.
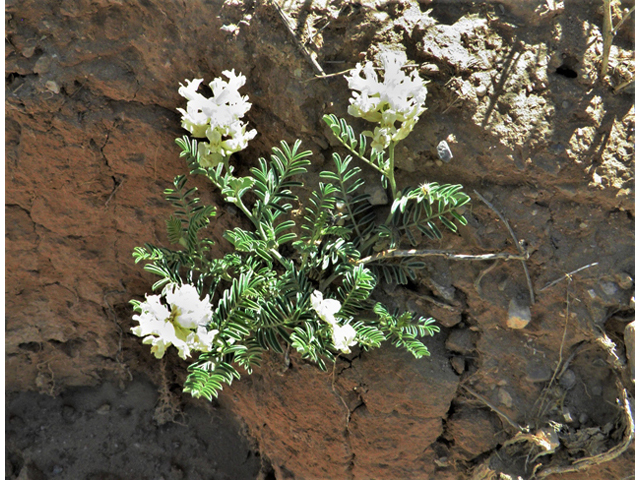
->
338, 137, 387, 177
235, 198, 257, 226
319, 272, 342, 292
388, 141, 397, 200
238, 200, 289, 269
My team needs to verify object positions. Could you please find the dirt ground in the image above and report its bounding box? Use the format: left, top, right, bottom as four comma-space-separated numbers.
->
5, 374, 264, 480
5, 0, 635, 479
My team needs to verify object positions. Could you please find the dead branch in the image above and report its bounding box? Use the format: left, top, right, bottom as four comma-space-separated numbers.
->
271, 0, 326, 79
538, 262, 599, 292
357, 248, 528, 265
474, 190, 535, 305
474, 259, 500, 296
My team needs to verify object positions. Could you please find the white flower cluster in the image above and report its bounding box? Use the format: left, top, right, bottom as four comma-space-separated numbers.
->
345, 51, 427, 152
310, 290, 358, 354
177, 70, 257, 167
132, 283, 217, 360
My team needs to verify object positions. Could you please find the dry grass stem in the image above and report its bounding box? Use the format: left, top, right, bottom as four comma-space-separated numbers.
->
539, 262, 599, 292
474, 190, 535, 305
461, 384, 524, 432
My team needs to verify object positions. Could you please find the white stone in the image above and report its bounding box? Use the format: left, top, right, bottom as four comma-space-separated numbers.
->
497, 388, 513, 408
507, 298, 531, 329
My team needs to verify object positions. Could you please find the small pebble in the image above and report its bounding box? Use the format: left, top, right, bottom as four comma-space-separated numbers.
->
559, 369, 576, 390
497, 388, 513, 408
579, 413, 589, 424
591, 384, 603, 396
507, 298, 531, 329
525, 364, 552, 383
365, 185, 388, 206
450, 356, 465, 375
436, 140, 453, 162
96, 404, 111, 415
599, 281, 618, 297
475, 84, 487, 97
420, 63, 439, 74
45, 80, 60, 94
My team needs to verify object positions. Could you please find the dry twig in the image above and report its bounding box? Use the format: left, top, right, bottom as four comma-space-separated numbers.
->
461, 384, 524, 432
104, 177, 124, 207
533, 278, 573, 422
271, 0, 326, 79
600, 0, 636, 79
474, 259, 500, 296
538, 262, 599, 292
474, 190, 535, 305
357, 248, 528, 265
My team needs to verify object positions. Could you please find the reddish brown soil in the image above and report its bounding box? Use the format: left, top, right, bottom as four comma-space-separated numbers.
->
6, 1, 634, 479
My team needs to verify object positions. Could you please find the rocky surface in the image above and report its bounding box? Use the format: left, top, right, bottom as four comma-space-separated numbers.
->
6, 0, 634, 479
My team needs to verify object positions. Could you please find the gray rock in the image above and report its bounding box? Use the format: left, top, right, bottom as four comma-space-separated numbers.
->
599, 281, 619, 297
497, 388, 513, 408
445, 329, 475, 354
365, 184, 388, 206
436, 140, 453, 162
559, 369, 577, 390
525, 364, 552, 383
427, 278, 456, 302
507, 298, 531, 329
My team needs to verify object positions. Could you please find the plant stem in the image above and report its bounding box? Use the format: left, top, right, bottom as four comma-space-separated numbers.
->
387, 141, 397, 200
230, 195, 289, 269
235, 198, 257, 226
319, 272, 341, 292
600, 0, 613, 79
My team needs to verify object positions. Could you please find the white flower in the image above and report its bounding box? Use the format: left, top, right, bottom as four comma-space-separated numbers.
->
177, 70, 257, 167
141, 294, 171, 323
310, 290, 342, 325
132, 283, 216, 360
309, 290, 359, 353
345, 51, 427, 151
331, 323, 358, 354
164, 283, 212, 329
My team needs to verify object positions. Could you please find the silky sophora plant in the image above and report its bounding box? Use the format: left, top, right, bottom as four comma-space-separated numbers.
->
131, 51, 471, 401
